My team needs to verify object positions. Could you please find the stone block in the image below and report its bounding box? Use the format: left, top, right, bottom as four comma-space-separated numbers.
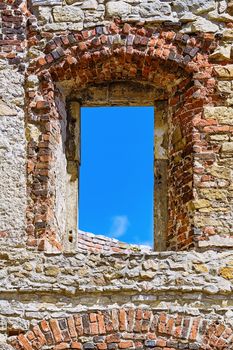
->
217, 81, 232, 94
192, 199, 211, 209
200, 189, 227, 200
219, 266, 233, 279
210, 45, 232, 61
32, 0, 62, 5
214, 64, 233, 78
0, 100, 17, 116
208, 165, 231, 180
52, 6, 84, 22
222, 29, 233, 39
209, 134, 229, 141
172, 0, 215, 16
198, 235, 233, 247
191, 17, 219, 32
106, 1, 131, 18
82, 0, 98, 10
208, 9, 233, 22
44, 266, 60, 276
221, 142, 233, 153
193, 263, 208, 273
204, 106, 233, 125
139, 1, 172, 19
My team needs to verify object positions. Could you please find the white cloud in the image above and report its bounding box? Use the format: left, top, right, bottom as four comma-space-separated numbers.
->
139, 241, 152, 248
109, 215, 129, 238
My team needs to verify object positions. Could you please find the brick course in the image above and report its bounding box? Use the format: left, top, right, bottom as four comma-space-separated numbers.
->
11, 309, 233, 350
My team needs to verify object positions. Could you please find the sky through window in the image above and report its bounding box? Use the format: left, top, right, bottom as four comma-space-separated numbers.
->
79, 106, 154, 247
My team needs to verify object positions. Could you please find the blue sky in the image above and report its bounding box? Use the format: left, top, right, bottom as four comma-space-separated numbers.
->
79, 106, 154, 247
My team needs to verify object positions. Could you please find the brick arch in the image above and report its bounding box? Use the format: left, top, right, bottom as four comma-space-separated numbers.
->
10, 309, 233, 350
26, 22, 221, 251
35, 22, 217, 71
31, 22, 218, 90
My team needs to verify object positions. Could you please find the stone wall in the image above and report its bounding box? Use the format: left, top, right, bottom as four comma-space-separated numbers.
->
1, 0, 233, 349
0, 2, 27, 245
31, 0, 233, 34
0, 242, 232, 349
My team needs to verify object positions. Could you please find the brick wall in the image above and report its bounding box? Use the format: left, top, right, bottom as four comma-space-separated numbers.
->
10, 308, 233, 350
25, 21, 226, 251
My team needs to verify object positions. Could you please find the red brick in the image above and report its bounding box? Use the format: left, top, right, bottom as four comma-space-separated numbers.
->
90, 322, 98, 334
40, 320, 50, 333
119, 341, 134, 349
50, 319, 63, 343
106, 334, 121, 343
71, 341, 83, 349
119, 310, 127, 331
189, 318, 200, 341
97, 314, 106, 334
32, 325, 47, 346
54, 343, 69, 350
90, 313, 97, 322
156, 339, 167, 347
67, 317, 78, 338
18, 334, 33, 350
97, 343, 107, 350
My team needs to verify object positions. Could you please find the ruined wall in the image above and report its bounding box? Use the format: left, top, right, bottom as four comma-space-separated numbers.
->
1, 0, 233, 349
0, 241, 232, 349
0, 2, 27, 245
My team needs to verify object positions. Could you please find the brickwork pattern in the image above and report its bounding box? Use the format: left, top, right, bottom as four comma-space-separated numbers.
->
78, 231, 152, 254
25, 20, 220, 251
0, 0, 28, 65
10, 309, 233, 350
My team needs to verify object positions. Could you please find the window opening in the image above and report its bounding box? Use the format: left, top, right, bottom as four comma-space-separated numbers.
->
79, 106, 154, 247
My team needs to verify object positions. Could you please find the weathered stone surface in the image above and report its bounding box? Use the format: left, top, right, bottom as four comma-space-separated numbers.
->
32, 0, 62, 4
173, 0, 215, 16
44, 266, 60, 276
0, 345, 14, 350
0, 65, 26, 244
0, 101, 17, 116
208, 9, 233, 22
217, 80, 232, 94
222, 29, 233, 39
208, 165, 231, 180
210, 45, 232, 61
139, 1, 172, 20
200, 189, 227, 200
190, 17, 219, 32
193, 263, 208, 273
52, 6, 84, 22
81, 0, 98, 10
214, 65, 233, 78
198, 235, 233, 247
220, 266, 233, 279
221, 142, 233, 153
106, 1, 131, 17
204, 106, 233, 125
193, 199, 210, 209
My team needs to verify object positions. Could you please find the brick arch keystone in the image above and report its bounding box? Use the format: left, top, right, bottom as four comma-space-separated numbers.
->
9, 309, 233, 350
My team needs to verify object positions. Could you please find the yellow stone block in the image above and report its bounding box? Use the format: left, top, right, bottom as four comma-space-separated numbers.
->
219, 267, 233, 279
193, 263, 208, 273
